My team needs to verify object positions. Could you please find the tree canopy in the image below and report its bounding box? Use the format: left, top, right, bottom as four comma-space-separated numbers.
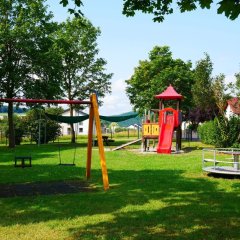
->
60, 0, 240, 22
0, 1, 112, 147
188, 54, 217, 126
54, 17, 112, 142
55, 17, 112, 105
125, 46, 193, 115
0, 0, 55, 147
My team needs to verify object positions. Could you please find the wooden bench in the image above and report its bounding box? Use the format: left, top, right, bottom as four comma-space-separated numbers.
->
14, 156, 32, 168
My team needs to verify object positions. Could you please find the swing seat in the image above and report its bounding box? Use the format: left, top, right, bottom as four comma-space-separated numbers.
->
14, 156, 32, 168
58, 163, 75, 166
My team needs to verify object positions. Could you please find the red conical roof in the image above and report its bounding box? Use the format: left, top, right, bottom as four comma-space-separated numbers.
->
155, 84, 183, 100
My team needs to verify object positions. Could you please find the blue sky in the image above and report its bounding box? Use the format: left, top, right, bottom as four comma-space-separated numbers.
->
47, 0, 240, 115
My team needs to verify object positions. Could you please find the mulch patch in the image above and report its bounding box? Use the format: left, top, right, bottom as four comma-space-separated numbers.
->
0, 180, 96, 198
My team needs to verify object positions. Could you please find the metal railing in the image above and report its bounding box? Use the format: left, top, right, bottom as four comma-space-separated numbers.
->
202, 148, 240, 173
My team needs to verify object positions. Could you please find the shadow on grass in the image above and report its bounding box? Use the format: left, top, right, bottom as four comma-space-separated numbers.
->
182, 146, 206, 153
0, 143, 87, 164
0, 167, 239, 239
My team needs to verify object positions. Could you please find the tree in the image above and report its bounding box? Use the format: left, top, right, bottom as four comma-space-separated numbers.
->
125, 46, 194, 115
0, 0, 56, 147
189, 53, 217, 125
23, 21, 63, 100
55, 17, 112, 143
59, 0, 240, 22
192, 53, 213, 109
109, 122, 118, 135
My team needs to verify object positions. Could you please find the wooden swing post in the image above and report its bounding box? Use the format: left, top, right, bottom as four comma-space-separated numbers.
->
87, 94, 109, 190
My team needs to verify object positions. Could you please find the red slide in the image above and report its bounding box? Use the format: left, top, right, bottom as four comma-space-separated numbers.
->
157, 114, 175, 154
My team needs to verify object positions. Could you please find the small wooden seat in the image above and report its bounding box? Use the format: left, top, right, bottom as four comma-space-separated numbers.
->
14, 156, 32, 168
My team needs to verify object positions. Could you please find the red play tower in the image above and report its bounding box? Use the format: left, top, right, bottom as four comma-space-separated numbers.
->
155, 85, 183, 154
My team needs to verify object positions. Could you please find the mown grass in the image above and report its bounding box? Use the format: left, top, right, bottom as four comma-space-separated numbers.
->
0, 138, 240, 240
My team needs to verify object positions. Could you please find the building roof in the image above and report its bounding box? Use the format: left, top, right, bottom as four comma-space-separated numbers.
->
155, 84, 183, 100
227, 97, 240, 115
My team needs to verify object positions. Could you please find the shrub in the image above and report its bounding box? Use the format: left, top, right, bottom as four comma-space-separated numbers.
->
115, 127, 127, 133
25, 108, 62, 144
198, 116, 240, 147
197, 120, 216, 145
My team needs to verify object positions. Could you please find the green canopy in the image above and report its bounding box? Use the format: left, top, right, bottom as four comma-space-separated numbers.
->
45, 112, 139, 124
45, 113, 89, 124
100, 113, 138, 122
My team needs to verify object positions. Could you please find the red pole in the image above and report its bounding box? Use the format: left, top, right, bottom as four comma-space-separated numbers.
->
0, 98, 91, 105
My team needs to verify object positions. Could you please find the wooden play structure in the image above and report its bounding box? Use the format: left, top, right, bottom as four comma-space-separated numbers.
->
142, 85, 183, 154
0, 93, 109, 190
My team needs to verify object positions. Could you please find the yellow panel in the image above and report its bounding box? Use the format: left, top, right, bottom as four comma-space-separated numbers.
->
151, 124, 159, 136
143, 124, 151, 135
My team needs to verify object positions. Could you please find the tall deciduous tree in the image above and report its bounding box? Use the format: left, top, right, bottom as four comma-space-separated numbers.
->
189, 53, 218, 126
0, 0, 55, 147
60, 0, 240, 22
55, 17, 112, 143
192, 53, 214, 109
126, 46, 194, 115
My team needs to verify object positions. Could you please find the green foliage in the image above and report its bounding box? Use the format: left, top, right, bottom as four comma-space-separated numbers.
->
126, 46, 194, 115
13, 116, 26, 145
235, 72, 240, 97
60, 0, 83, 17
60, 0, 240, 22
0, 118, 8, 135
0, 0, 57, 147
192, 53, 214, 110
53, 17, 112, 142
185, 57, 233, 125
198, 116, 240, 147
4, 115, 27, 145
122, 0, 240, 22
54, 17, 112, 104
197, 120, 216, 145
115, 127, 128, 133
212, 73, 232, 116
214, 116, 240, 148
0, 0, 55, 99
24, 108, 62, 144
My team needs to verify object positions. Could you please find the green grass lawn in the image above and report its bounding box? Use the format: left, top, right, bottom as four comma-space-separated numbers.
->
0, 139, 240, 240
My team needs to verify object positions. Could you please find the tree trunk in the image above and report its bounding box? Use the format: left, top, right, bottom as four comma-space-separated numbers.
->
70, 105, 75, 143
8, 102, 15, 148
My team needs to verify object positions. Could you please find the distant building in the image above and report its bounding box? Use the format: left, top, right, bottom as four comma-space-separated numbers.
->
60, 109, 89, 135
226, 97, 240, 119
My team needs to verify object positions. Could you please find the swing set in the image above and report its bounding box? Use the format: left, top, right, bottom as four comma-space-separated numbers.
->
0, 93, 109, 190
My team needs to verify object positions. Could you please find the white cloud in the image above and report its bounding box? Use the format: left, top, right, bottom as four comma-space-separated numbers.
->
99, 79, 133, 115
